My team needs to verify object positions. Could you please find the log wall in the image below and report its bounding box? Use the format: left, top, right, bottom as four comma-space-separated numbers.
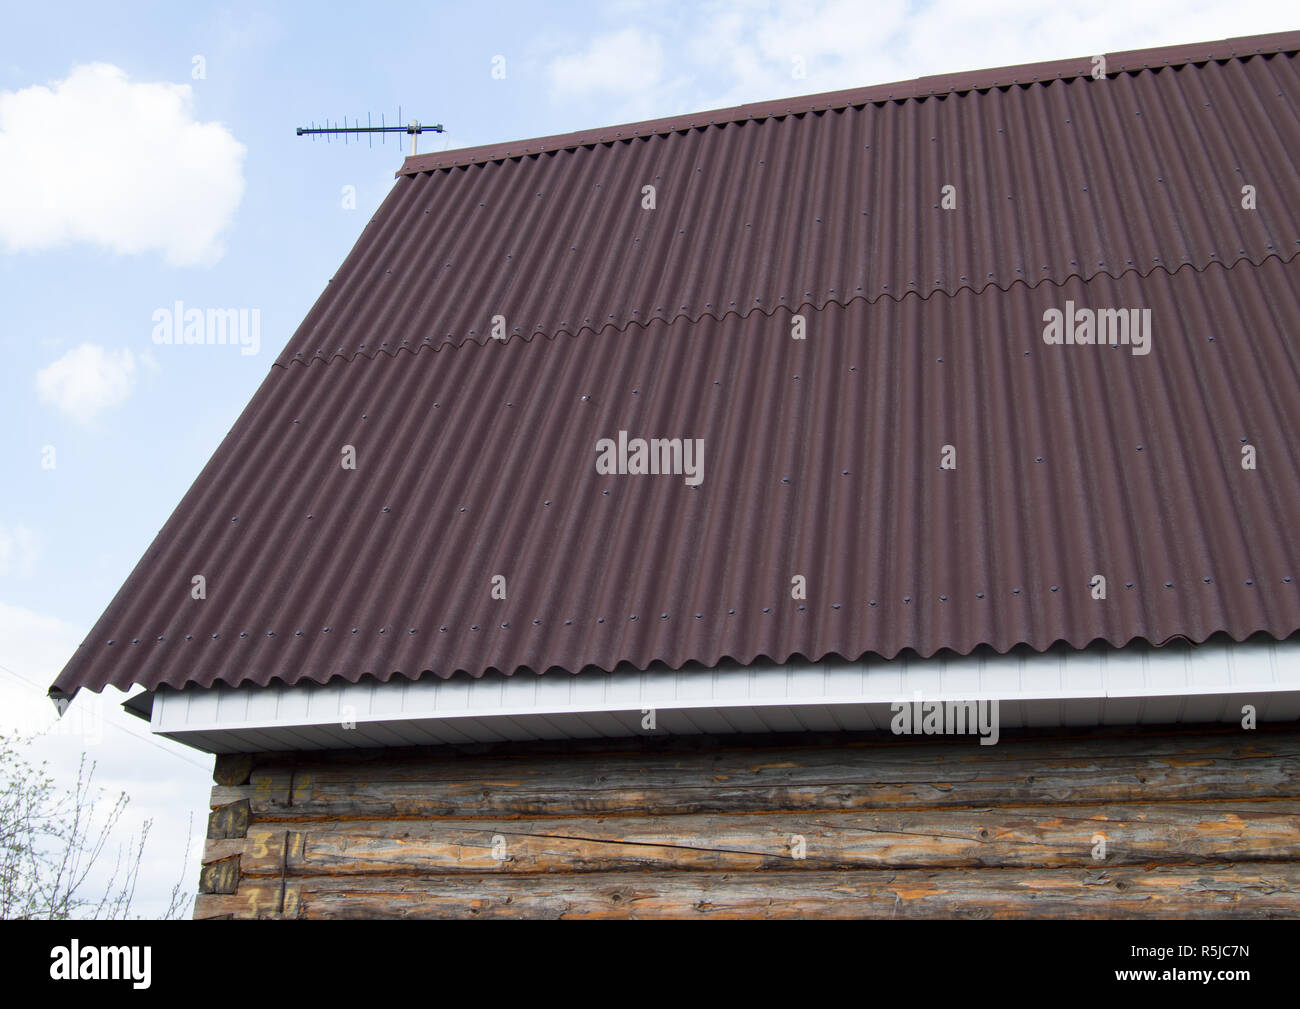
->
195, 726, 1300, 919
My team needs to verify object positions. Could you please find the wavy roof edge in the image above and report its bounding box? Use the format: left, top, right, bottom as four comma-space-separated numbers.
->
398, 30, 1300, 175
52, 627, 1300, 699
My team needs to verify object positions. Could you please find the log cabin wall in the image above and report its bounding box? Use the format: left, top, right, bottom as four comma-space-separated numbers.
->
195, 725, 1300, 919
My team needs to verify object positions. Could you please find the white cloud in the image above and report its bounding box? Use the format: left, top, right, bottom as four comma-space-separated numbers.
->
549, 27, 667, 98
0, 523, 38, 576
0, 602, 85, 736
35, 343, 137, 423
0, 63, 245, 266
544, 0, 1300, 121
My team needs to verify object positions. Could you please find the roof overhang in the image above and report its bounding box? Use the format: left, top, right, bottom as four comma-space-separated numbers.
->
138, 635, 1300, 754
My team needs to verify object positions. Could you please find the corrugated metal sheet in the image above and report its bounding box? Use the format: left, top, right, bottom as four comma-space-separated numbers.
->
397, 31, 1300, 172
52, 32, 1300, 696
55, 253, 1300, 694
282, 43, 1300, 367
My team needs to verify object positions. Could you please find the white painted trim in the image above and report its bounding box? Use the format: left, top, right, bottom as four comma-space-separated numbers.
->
147, 637, 1300, 753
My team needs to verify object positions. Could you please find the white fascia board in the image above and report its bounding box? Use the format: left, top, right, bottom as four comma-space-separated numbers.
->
147, 637, 1300, 753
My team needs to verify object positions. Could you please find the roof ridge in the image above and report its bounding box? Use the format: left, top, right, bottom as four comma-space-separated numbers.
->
398, 30, 1300, 175
276, 248, 1300, 369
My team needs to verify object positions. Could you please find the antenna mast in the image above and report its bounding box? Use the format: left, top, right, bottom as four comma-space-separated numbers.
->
296, 108, 446, 156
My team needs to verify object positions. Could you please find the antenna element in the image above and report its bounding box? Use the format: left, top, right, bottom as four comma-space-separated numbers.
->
296, 110, 445, 155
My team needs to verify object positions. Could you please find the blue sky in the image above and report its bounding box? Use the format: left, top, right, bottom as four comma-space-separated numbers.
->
1, 0, 1295, 917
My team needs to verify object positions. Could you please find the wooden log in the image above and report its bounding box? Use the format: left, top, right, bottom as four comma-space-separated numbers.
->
213, 754, 254, 787
210, 732, 1300, 819
202, 826, 291, 869
206, 799, 250, 839
284, 864, 1300, 919
209, 803, 1300, 876
193, 731, 1300, 919
194, 880, 299, 920
198, 855, 241, 895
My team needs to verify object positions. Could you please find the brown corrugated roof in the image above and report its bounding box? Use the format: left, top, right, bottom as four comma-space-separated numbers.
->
397, 30, 1300, 173
53, 32, 1300, 697
284, 40, 1300, 368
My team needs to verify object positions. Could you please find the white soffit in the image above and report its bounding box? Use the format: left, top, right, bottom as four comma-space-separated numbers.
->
142, 636, 1300, 754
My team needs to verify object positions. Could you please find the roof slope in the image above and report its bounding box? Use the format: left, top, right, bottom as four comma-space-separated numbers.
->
284, 36, 1300, 367
53, 32, 1300, 696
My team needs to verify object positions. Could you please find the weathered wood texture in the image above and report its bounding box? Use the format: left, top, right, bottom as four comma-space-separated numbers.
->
194, 864, 1300, 920
195, 727, 1300, 919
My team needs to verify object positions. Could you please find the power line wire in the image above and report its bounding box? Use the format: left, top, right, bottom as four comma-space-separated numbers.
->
0, 661, 211, 773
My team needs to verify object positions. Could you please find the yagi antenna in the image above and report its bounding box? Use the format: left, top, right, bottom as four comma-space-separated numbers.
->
296, 107, 445, 156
